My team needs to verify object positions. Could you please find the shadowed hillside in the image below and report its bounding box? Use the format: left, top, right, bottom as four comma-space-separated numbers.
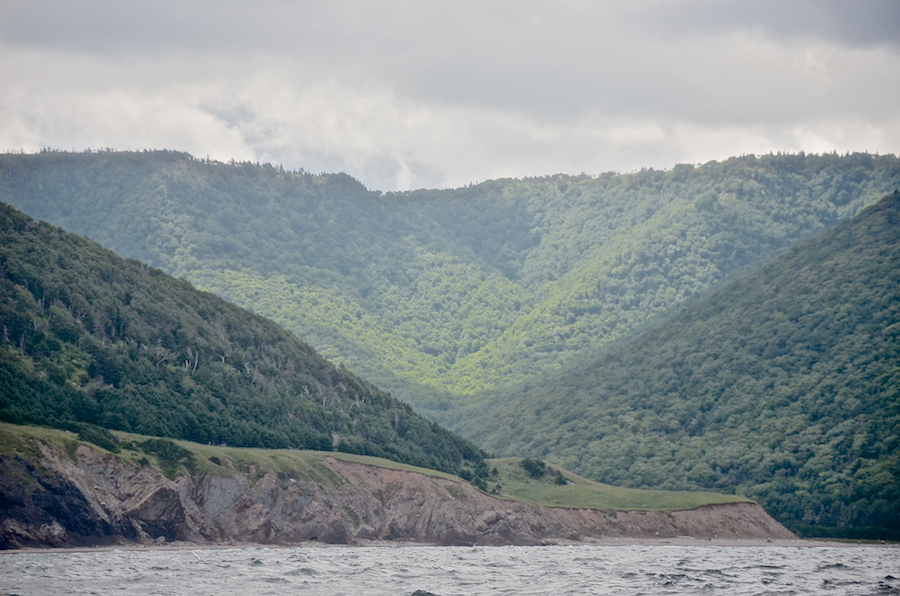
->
0, 202, 487, 479
461, 194, 900, 539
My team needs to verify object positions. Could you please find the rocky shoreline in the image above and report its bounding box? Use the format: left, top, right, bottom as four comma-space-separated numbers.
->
1, 441, 797, 549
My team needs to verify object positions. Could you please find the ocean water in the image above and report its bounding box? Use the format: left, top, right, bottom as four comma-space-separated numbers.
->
1, 543, 898, 595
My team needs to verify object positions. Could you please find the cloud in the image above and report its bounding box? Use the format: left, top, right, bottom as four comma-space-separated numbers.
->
642, 0, 900, 49
1, 1, 898, 190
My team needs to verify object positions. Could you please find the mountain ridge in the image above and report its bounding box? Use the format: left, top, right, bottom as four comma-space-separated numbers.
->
2, 150, 897, 418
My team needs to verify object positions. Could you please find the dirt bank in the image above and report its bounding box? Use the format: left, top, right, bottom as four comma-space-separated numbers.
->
1, 442, 795, 549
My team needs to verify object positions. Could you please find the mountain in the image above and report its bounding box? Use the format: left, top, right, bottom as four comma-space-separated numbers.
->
2, 149, 898, 539
461, 194, 900, 539
0, 201, 487, 479
2, 150, 898, 423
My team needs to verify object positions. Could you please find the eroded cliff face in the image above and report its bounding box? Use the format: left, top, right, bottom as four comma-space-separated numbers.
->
0, 442, 795, 549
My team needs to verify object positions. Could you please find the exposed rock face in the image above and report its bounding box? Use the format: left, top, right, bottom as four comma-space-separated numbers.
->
0, 443, 795, 549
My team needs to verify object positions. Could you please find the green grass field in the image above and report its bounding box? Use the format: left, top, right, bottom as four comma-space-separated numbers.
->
488, 457, 750, 511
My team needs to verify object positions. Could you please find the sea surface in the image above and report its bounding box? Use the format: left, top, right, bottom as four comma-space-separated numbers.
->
1, 543, 898, 595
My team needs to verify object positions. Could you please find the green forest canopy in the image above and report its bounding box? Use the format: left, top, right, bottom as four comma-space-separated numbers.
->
461, 194, 900, 539
0, 201, 488, 480
1, 150, 897, 423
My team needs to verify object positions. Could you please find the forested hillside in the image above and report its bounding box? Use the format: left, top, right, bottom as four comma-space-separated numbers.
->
461, 194, 900, 538
0, 202, 487, 479
1, 151, 897, 422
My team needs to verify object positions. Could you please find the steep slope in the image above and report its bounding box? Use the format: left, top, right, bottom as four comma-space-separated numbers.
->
0, 424, 793, 549
1, 151, 897, 420
462, 194, 900, 539
0, 202, 486, 478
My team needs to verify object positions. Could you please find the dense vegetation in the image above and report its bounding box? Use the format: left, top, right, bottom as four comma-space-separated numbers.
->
2, 151, 898, 422
2, 150, 898, 538
462, 195, 900, 539
0, 202, 487, 479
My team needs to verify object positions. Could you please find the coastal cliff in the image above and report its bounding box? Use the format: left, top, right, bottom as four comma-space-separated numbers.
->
1, 438, 794, 549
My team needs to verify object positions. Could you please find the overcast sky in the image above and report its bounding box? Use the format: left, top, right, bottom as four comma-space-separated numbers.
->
2, 0, 898, 190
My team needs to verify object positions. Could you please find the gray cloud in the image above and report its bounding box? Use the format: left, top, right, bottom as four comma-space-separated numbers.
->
642, 0, 900, 48
1, 1, 898, 190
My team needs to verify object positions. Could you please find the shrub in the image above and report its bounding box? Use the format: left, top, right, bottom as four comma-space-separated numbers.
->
521, 457, 546, 478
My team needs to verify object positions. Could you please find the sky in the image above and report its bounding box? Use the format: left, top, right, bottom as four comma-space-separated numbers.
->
1, 0, 899, 191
